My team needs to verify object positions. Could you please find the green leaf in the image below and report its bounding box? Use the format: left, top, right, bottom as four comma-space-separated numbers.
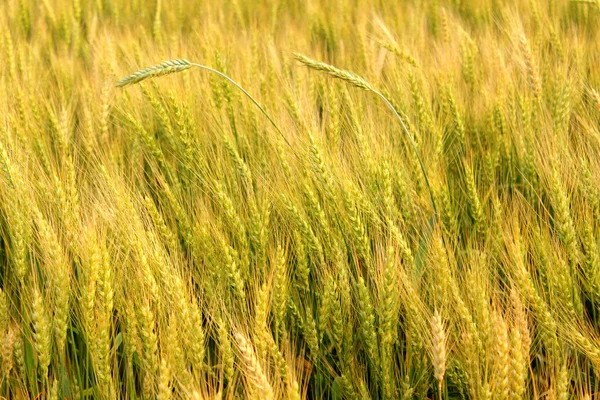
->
115, 332, 123, 349
332, 376, 343, 400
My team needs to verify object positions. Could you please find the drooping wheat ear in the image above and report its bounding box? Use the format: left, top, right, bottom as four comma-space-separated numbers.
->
116, 59, 192, 87
510, 233, 559, 358
186, 299, 206, 369
430, 310, 446, 394
440, 8, 450, 44
14, 333, 25, 376
293, 53, 373, 91
272, 247, 288, 338
50, 378, 58, 399
254, 282, 270, 358
556, 363, 569, 400
378, 41, 418, 67
73, 0, 81, 21
166, 318, 189, 386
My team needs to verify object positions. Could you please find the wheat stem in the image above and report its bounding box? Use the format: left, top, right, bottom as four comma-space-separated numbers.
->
116, 60, 296, 156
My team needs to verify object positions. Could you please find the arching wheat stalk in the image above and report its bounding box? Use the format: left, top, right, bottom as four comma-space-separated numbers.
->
293, 53, 437, 217
116, 59, 294, 153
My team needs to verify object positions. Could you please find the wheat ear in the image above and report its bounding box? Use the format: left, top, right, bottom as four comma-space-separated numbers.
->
234, 332, 274, 400
292, 53, 374, 90
116, 59, 192, 87
431, 310, 446, 398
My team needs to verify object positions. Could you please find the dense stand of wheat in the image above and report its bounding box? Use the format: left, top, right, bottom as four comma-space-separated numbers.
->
1, 0, 600, 399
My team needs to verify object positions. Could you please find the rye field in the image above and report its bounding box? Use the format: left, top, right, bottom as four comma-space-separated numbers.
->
1, 0, 600, 398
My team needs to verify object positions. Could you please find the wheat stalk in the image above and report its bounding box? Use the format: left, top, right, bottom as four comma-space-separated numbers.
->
116, 59, 295, 155
292, 53, 438, 224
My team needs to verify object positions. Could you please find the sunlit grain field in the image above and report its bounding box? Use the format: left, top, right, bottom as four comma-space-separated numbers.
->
1, 0, 600, 399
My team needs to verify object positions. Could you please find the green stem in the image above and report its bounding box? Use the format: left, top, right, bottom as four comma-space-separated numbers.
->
189, 63, 296, 157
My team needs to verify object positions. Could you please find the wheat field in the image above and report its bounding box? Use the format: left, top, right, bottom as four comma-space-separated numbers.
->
1, 0, 600, 399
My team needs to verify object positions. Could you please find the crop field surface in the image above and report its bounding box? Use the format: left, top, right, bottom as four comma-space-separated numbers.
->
1, 0, 600, 399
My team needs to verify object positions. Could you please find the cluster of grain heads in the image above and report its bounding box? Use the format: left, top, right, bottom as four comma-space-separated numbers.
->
77, 228, 115, 397
1, 0, 600, 398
